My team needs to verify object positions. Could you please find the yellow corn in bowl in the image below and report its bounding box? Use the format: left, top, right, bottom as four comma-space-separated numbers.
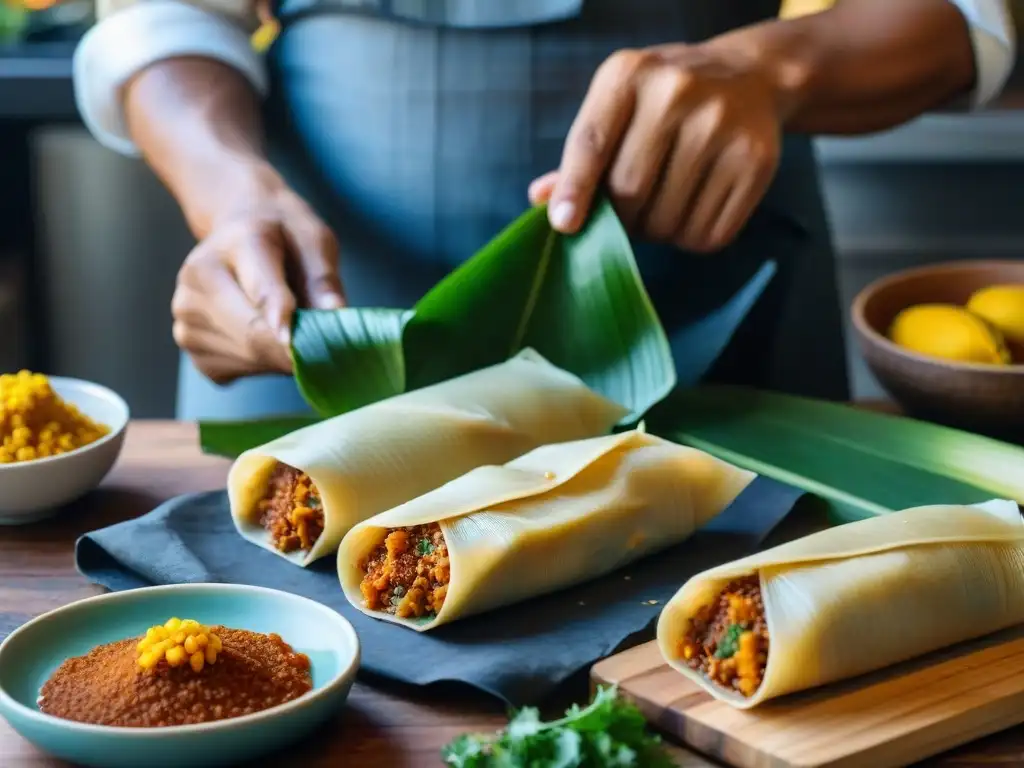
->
966, 285, 1024, 360
0, 373, 129, 525
888, 304, 1011, 366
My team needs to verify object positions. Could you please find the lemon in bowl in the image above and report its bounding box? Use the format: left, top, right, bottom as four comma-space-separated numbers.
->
888, 304, 1011, 366
0, 372, 129, 524
965, 284, 1024, 359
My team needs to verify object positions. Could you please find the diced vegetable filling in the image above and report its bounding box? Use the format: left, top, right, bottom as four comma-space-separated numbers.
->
679, 575, 768, 697
258, 464, 324, 553
359, 523, 450, 619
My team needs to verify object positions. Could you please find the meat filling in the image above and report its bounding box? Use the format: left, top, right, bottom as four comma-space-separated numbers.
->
678, 575, 768, 697
359, 524, 450, 619
257, 464, 324, 553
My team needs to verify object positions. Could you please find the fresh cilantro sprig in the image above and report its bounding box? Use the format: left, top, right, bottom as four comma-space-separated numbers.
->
441, 686, 677, 767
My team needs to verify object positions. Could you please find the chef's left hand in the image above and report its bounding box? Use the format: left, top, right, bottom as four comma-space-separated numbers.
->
529, 44, 787, 253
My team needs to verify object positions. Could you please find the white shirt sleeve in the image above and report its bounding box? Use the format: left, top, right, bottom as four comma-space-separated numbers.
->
73, 0, 267, 157
944, 0, 1016, 108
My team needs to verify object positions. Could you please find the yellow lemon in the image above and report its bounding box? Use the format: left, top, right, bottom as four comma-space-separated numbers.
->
888, 304, 1011, 365
966, 285, 1024, 349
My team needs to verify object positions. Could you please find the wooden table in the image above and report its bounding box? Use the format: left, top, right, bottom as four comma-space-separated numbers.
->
1, 420, 1022, 768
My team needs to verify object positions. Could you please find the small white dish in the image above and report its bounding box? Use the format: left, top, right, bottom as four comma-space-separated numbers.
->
0, 376, 129, 524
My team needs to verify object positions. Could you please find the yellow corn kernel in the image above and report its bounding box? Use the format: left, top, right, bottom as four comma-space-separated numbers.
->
136, 619, 221, 672
0, 372, 109, 464
165, 646, 188, 667
137, 651, 160, 670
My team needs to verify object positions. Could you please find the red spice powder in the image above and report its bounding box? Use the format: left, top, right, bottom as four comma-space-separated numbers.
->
38, 627, 312, 727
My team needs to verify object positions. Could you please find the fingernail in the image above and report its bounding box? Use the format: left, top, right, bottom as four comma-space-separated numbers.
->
278, 327, 291, 346
549, 200, 576, 231
315, 294, 345, 310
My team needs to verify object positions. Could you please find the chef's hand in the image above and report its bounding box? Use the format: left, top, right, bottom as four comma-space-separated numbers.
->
529, 43, 785, 253
171, 182, 345, 385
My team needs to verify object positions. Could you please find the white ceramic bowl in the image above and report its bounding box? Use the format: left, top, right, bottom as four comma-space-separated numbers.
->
0, 376, 129, 525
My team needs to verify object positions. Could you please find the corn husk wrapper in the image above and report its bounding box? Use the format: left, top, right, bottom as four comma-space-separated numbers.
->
657, 499, 1024, 709
228, 349, 627, 566
338, 429, 756, 631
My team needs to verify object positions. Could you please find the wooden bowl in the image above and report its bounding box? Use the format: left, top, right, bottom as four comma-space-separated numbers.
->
851, 261, 1024, 442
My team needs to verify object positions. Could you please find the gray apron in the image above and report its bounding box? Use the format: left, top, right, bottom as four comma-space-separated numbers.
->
176, 0, 849, 420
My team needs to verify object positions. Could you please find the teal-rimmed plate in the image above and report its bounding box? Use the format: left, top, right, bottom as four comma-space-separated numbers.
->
0, 584, 360, 768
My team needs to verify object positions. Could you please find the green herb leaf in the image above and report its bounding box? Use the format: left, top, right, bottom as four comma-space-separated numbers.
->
198, 416, 320, 459
293, 200, 674, 423
440, 686, 676, 768
649, 386, 1023, 524
417, 538, 435, 556
714, 624, 744, 659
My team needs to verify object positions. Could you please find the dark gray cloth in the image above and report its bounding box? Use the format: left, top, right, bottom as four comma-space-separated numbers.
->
76, 477, 803, 706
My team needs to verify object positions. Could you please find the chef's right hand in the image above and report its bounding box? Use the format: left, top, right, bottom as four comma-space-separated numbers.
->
171, 183, 345, 385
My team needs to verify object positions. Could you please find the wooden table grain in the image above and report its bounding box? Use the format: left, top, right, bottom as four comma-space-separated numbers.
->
0, 420, 1020, 768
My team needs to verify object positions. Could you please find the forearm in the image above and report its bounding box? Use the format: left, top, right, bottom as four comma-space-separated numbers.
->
705, 0, 984, 134
124, 57, 277, 238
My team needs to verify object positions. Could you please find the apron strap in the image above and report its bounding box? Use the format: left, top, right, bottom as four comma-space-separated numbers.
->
276, 0, 584, 28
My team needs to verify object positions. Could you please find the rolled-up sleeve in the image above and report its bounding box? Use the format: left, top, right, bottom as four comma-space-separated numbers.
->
73, 0, 267, 156
945, 0, 1016, 108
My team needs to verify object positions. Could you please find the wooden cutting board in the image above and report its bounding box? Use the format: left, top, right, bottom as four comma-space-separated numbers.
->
591, 628, 1024, 768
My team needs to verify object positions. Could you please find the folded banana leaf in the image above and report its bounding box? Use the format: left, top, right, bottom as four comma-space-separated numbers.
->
648, 386, 1024, 523
200, 199, 675, 457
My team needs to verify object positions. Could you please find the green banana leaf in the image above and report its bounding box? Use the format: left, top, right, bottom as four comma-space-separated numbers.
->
199, 416, 319, 459
200, 199, 675, 457
649, 386, 1024, 523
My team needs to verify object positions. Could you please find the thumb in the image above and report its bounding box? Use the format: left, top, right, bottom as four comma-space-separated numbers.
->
528, 171, 559, 206
286, 222, 346, 310
232, 228, 299, 347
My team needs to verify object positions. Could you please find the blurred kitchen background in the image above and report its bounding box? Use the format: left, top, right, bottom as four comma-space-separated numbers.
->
0, 0, 1020, 416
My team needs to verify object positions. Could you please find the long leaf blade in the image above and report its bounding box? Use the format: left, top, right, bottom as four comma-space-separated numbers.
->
199, 416, 320, 459
649, 387, 1019, 522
